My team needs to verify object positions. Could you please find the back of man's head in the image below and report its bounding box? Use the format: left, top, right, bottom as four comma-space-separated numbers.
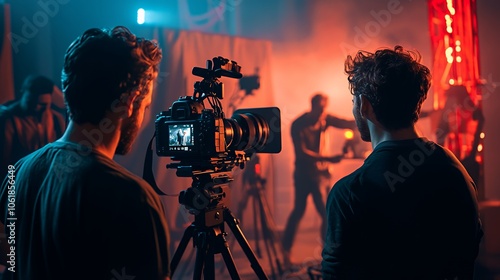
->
61, 26, 162, 125
345, 45, 431, 130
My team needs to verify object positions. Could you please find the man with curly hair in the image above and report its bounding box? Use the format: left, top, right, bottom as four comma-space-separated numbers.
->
322, 46, 482, 279
0, 27, 170, 279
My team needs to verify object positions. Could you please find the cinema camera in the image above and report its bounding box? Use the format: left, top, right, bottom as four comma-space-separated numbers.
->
154, 56, 281, 214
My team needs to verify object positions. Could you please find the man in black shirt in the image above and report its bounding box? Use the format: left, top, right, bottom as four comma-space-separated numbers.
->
321, 46, 483, 279
0, 26, 170, 279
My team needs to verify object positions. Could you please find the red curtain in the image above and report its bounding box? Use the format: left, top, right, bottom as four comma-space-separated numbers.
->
0, 4, 15, 104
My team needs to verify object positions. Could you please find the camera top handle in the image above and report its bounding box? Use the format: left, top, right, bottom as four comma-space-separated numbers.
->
192, 56, 243, 80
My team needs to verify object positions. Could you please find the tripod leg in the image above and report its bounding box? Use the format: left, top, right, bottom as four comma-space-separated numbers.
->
193, 231, 209, 280
252, 190, 262, 257
224, 208, 269, 280
256, 198, 277, 278
203, 239, 215, 280
221, 184, 254, 274
214, 227, 241, 280
256, 191, 283, 278
259, 186, 283, 274
227, 188, 251, 251
170, 224, 196, 277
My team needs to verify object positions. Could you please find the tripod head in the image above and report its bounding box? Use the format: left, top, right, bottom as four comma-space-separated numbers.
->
178, 170, 234, 227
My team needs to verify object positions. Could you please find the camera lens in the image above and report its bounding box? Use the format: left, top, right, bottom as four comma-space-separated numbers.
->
223, 113, 269, 153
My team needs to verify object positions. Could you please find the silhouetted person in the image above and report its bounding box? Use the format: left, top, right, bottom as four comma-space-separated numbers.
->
177, 129, 183, 145
0, 75, 66, 177
282, 93, 354, 267
322, 46, 483, 279
0, 26, 170, 280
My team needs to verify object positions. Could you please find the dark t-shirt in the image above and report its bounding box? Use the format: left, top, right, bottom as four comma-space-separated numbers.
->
322, 138, 482, 279
0, 141, 170, 280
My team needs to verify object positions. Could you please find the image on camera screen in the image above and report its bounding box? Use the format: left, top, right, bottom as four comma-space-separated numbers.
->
168, 124, 194, 150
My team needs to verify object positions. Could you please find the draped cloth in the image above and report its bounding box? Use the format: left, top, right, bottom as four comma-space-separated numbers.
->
0, 4, 15, 104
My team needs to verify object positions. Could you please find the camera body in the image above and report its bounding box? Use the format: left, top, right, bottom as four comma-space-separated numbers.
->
155, 96, 226, 157
155, 96, 282, 159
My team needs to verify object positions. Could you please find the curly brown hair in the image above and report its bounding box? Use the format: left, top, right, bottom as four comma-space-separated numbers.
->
61, 26, 162, 124
345, 45, 431, 130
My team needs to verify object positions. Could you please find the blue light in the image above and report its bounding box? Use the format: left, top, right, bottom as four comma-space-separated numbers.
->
137, 8, 145, 25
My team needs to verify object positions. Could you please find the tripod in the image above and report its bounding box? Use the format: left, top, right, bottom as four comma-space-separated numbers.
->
227, 156, 284, 279
169, 171, 270, 280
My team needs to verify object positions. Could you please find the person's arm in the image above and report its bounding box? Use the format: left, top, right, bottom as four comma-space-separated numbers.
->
321, 180, 354, 279
326, 115, 356, 130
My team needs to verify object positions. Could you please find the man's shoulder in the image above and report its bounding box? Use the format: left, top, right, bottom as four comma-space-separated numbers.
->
326, 170, 362, 214
0, 102, 20, 120
336, 170, 358, 184
86, 156, 160, 202
291, 113, 310, 127
329, 161, 380, 200
14, 141, 159, 204
71, 156, 163, 216
25, 141, 146, 189
85, 155, 149, 189
332, 169, 360, 192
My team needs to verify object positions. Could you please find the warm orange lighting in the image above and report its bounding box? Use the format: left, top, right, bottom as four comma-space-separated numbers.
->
476, 155, 482, 163
364, 150, 372, 158
445, 14, 453, 33
344, 129, 354, 140
455, 40, 461, 46
455, 46, 461, 52
446, 47, 454, 63
477, 144, 483, 152
449, 79, 455, 85
254, 163, 261, 176
447, 0, 456, 15
480, 132, 485, 139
